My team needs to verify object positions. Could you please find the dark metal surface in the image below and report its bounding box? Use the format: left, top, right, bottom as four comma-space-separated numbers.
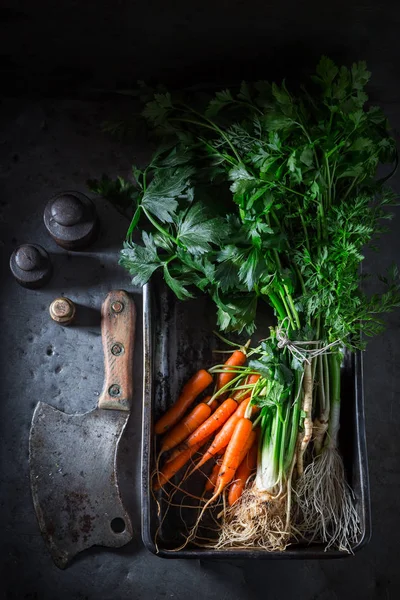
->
29, 402, 132, 568
9, 243, 53, 288
43, 191, 99, 250
1, 94, 400, 599
141, 284, 370, 559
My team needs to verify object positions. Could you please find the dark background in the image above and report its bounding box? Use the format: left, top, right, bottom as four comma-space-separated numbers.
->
1, 1, 400, 599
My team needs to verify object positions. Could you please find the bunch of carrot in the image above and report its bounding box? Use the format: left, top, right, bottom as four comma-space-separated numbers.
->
153, 348, 260, 508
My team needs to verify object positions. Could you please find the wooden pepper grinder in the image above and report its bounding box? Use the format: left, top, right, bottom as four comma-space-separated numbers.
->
43, 191, 99, 250
10, 244, 53, 289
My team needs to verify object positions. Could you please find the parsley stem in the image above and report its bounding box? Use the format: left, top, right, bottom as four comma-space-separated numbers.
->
324, 153, 332, 209
315, 315, 321, 339
142, 207, 182, 247
316, 208, 321, 242
267, 214, 300, 329
267, 292, 287, 322
201, 139, 237, 166
295, 120, 320, 169
285, 289, 301, 329
277, 184, 305, 198
297, 203, 311, 253
273, 248, 282, 270
293, 262, 306, 297
174, 115, 243, 164
170, 116, 216, 132
164, 254, 177, 265
279, 290, 295, 329
182, 104, 244, 164
319, 202, 327, 242
234, 99, 264, 116
341, 175, 359, 202
270, 209, 281, 230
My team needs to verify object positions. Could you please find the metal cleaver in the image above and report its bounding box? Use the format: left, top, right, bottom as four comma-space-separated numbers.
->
29, 290, 136, 568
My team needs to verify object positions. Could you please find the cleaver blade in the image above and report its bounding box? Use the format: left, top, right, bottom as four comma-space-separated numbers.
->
29, 290, 136, 568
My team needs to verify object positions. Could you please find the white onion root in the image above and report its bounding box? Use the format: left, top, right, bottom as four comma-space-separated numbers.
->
296, 447, 360, 552
212, 483, 291, 551
313, 417, 328, 455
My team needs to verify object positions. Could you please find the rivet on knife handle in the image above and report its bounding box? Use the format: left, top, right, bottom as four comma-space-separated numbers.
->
98, 290, 136, 411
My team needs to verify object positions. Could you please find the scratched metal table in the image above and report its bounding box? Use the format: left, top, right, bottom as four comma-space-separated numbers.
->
1, 98, 400, 600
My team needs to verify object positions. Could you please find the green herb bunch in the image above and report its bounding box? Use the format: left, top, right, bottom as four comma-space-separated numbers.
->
90, 57, 399, 349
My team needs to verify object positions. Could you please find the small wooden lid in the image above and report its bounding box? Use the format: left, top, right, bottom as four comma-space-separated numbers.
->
49, 297, 76, 324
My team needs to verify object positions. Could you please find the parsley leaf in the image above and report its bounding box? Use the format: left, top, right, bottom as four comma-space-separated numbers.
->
238, 247, 266, 291
87, 174, 138, 215
142, 165, 195, 223
177, 203, 224, 254
119, 232, 162, 286
206, 89, 235, 118
163, 264, 194, 300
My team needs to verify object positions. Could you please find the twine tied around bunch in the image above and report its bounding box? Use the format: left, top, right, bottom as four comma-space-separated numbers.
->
276, 318, 341, 365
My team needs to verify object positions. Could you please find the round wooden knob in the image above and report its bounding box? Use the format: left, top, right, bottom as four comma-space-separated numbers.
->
10, 244, 52, 289
49, 297, 76, 325
44, 191, 99, 250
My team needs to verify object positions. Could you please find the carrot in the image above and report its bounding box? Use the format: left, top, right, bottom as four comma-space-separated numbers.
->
228, 438, 258, 506
153, 436, 211, 491
166, 398, 238, 462
217, 350, 247, 391
181, 420, 254, 548
204, 461, 221, 492
155, 369, 213, 435
192, 397, 252, 471
209, 398, 219, 411
237, 429, 257, 465
160, 402, 212, 453
232, 373, 260, 401
201, 395, 219, 411
214, 417, 254, 496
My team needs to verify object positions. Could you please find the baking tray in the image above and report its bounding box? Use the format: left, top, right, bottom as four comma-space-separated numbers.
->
141, 281, 371, 558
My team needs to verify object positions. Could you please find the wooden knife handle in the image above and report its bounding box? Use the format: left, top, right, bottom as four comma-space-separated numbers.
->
98, 290, 136, 411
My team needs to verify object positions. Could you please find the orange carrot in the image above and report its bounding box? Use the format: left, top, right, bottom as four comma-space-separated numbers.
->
237, 429, 257, 465
185, 421, 253, 544
166, 398, 238, 462
232, 373, 260, 401
193, 397, 252, 471
214, 417, 254, 496
228, 439, 258, 506
209, 398, 219, 411
217, 350, 247, 391
160, 402, 212, 453
201, 395, 219, 411
153, 436, 211, 491
204, 461, 221, 492
155, 369, 213, 435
